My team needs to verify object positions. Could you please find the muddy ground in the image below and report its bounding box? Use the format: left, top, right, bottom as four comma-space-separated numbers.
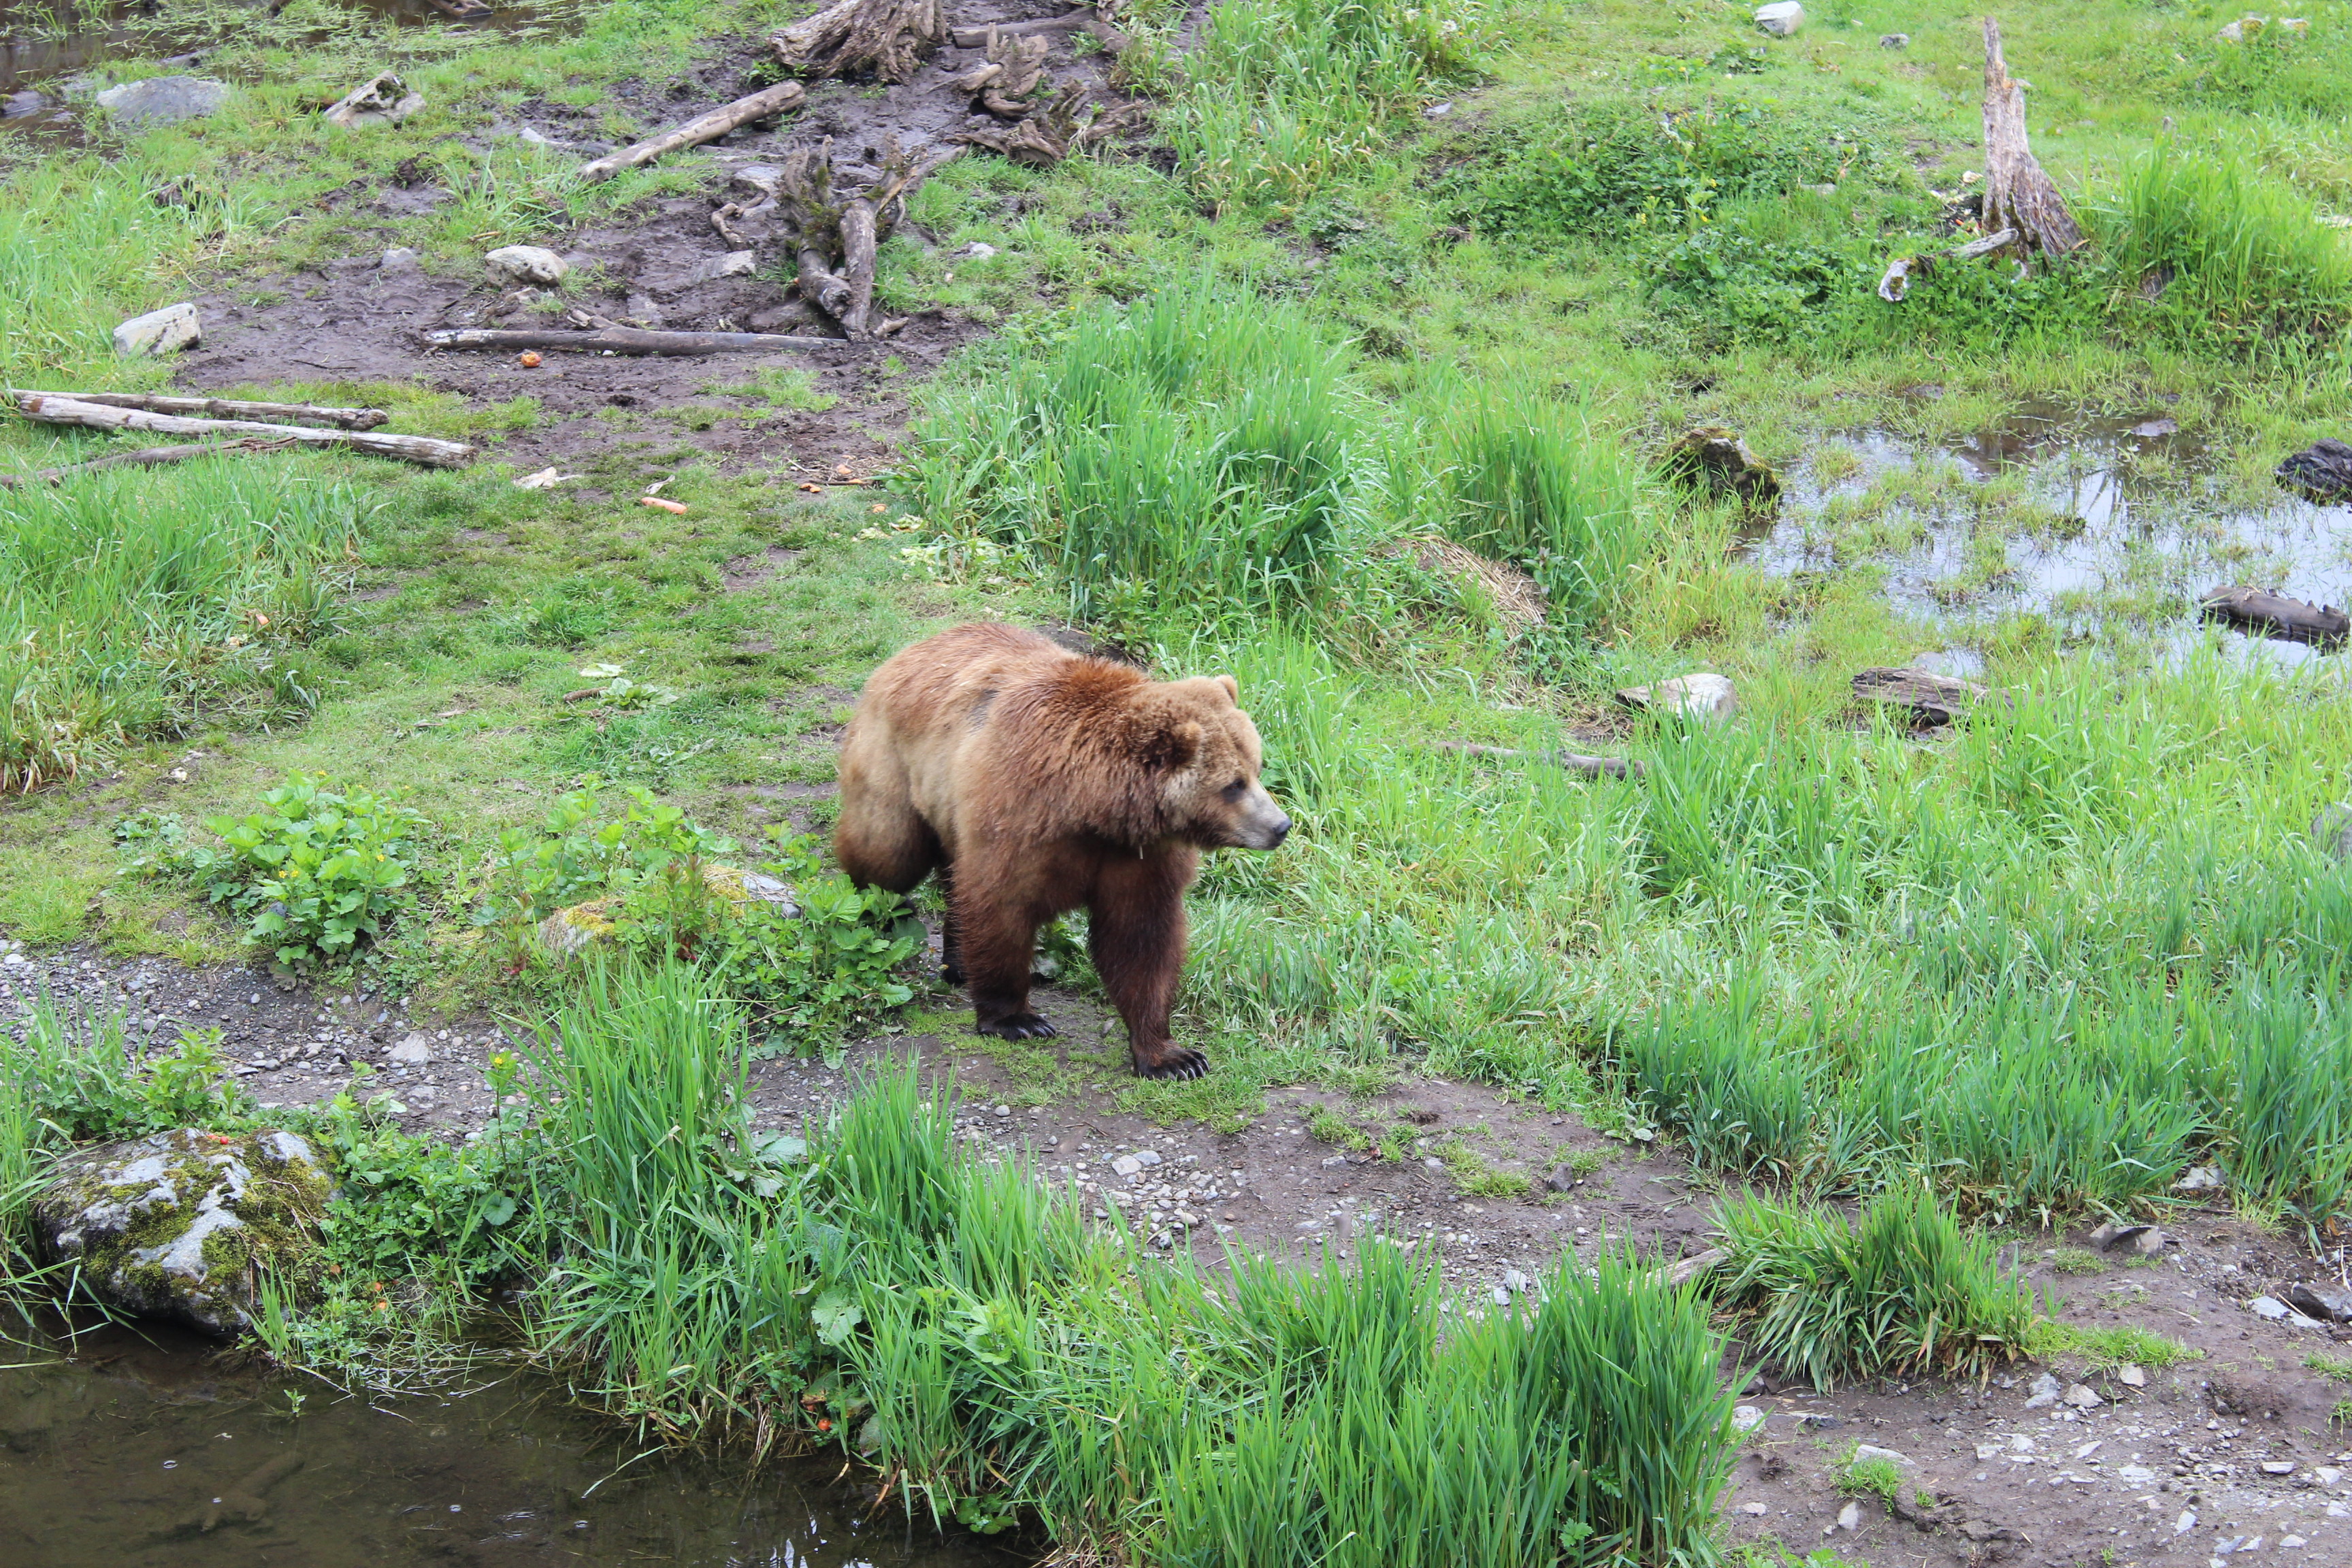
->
5, 933, 2352, 1568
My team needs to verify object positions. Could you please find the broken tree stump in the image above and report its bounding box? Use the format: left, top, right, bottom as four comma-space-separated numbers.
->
2199, 585, 2351, 649
1980, 17, 2084, 260
575, 80, 807, 184
951, 27, 1052, 118
772, 136, 962, 338
1852, 666, 1995, 727
772, 0, 947, 82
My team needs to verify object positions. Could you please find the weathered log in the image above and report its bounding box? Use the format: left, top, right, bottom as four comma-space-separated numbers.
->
2199, 585, 2351, 649
953, 91, 1141, 167
1649, 1247, 1728, 1288
1876, 227, 2019, 302
0, 438, 298, 489
1430, 740, 1644, 781
5, 389, 387, 430
772, 0, 947, 83
423, 326, 856, 356
574, 80, 808, 185
1980, 18, 2084, 259
1852, 666, 1995, 727
9, 395, 473, 469
2275, 438, 2352, 505
950, 9, 1128, 48
772, 137, 962, 338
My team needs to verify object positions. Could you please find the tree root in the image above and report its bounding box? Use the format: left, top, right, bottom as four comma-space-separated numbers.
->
772, 0, 947, 83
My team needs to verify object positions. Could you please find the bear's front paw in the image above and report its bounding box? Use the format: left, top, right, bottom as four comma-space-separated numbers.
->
976, 1011, 1058, 1041
1132, 1044, 1209, 1080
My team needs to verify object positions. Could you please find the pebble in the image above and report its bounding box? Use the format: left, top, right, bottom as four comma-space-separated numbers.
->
1110, 1155, 1142, 1177
2025, 1372, 2063, 1409
1737, 1501, 1767, 1516
1732, 1405, 1765, 1432
2062, 1384, 2102, 1409
2118, 1364, 2146, 1387
1833, 1500, 1859, 1532
2262, 1460, 2296, 1475
1852, 1443, 1910, 1467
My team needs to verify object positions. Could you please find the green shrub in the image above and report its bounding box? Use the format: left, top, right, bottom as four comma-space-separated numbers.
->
1, 994, 256, 1144
1711, 1188, 2037, 1392
128, 774, 427, 968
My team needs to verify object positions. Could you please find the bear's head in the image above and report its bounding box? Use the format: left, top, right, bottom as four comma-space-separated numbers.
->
1137, 674, 1291, 851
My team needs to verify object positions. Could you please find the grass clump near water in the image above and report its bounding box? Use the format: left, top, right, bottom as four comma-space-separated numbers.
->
508, 963, 1736, 1563
1710, 1188, 2038, 1393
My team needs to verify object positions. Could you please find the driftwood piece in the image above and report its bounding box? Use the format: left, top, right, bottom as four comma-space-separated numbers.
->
952, 28, 1052, 117
1980, 18, 2084, 259
1852, 666, 1995, 727
1649, 1247, 1728, 1289
772, 0, 947, 83
0, 438, 299, 489
10, 395, 473, 469
575, 81, 807, 184
773, 136, 962, 338
2275, 438, 2352, 505
1430, 740, 1644, 781
5, 389, 387, 430
2199, 585, 2351, 649
953, 92, 1141, 166
1876, 227, 2019, 302
423, 326, 856, 356
950, 9, 1128, 49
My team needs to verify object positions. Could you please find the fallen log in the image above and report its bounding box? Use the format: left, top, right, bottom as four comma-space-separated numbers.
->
1649, 1247, 1728, 1289
9, 395, 472, 468
2199, 585, 2351, 649
0, 438, 298, 489
1980, 18, 2084, 259
1876, 227, 2019, 303
1430, 740, 1643, 781
574, 80, 807, 185
5, 389, 387, 430
1852, 666, 1995, 727
950, 9, 1128, 48
423, 326, 857, 356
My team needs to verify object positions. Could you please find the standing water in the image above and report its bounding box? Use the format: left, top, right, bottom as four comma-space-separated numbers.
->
0, 1317, 1019, 1565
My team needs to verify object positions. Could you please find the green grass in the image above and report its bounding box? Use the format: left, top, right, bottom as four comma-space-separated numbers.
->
2027, 1320, 2199, 1372
2304, 1350, 2352, 1383
1836, 1443, 1904, 1507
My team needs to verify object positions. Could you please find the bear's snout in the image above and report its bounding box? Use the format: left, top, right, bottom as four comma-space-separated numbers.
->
1237, 792, 1292, 850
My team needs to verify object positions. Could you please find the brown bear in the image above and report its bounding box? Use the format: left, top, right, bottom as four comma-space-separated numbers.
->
834, 623, 1291, 1079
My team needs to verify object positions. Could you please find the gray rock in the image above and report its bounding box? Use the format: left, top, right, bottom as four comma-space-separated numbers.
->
1661, 426, 1780, 508
1754, 1, 1804, 36
2286, 1282, 2352, 1322
2176, 1163, 2226, 1193
3, 90, 49, 119
1853, 1443, 1912, 1465
1132, 1149, 1162, 1167
1878, 32, 1909, 47
322, 72, 423, 129
2023, 1371, 2062, 1409
2312, 806, 2352, 863
485, 245, 570, 286
387, 1032, 434, 1066
113, 302, 201, 357
954, 242, 998, 260
732, 164, 787, 201
1110, 1154, 1143, 1177
32, 1128, 334, 1335
378, 247, 422, 273
1732, 1405, 1765, 1432
687, 250, 758, 284
1834, 1499, 1860, 1531
94, 76, 232, 127
2089, 1220, 2164, 1254
1617, 672, 1736, 725
2117, 1364, 2146, 1387
2250, 1294, 2328, 1327
2063, 1383, 2102, 1409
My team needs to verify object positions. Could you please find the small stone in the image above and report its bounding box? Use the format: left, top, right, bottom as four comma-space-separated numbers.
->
3, 89, 50, 119
2118, 1365, 2147, 1388
2286, 1283, 2352, 1322
1853, 1443, 1912, 1466
2282, 1535, 2308, 1549
0, 953, 23, 968
955, 242, 997, 260
1733, 1405, 1766, 1432
1132, 1149, 1162, 1167
2176, 1163, 2227, 1193
1737, 1501, 1767, 1515
1834, 1500, 1860, 1532
1975, 1442, 2003, 1460
1616, 672, 1736, 725
112, 301, 201, 357
2089, 1220, 2163, 1254
1543, 1164, 1580, 1192
2175, 1509, 2198, 1534
2118, 1464, 2158, 1484
2063, 1384, 2102, 1409
387, 1032, 433, 1066
687, 250, 757, 283
1754, 1, 1804, 37
2024, 1372, 2062, 1409
1501, 1267, 1530, 1293
1878, 32, 1908, 47
2251, 1294, 2328, 1326
1423, 1156, 1445, 1171
732, 164, 785, 201
993, 1104, 1011, 1117
485, 245, 569, 286
1491, 1286, 1512, 1305
94, 76, 231, 127
1111, 1155, 1143, 1177
322, 71, 423, 129
2263, 1461, 2297, 1475
1662, 426, 1780, 508
2315, 1466, 2343, 1484
378, 246, 422, 272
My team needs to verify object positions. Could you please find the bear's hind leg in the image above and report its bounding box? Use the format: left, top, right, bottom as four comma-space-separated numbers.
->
834, 772, 938, 896
953, 891, 1056, 1041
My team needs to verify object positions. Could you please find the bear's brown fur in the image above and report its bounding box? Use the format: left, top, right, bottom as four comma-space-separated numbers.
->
834, 624, 1290, 1079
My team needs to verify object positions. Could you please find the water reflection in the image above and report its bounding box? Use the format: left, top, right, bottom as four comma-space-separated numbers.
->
0, 1317, 1018, 1567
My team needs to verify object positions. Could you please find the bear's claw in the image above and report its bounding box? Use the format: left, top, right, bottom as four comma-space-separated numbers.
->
1135, 1047, 1209, 1080
977, 1013, 1058, 1041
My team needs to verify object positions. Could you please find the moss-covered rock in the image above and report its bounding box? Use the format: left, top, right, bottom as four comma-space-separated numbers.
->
535, 863, 799, 960
31, 1128, 335, 1336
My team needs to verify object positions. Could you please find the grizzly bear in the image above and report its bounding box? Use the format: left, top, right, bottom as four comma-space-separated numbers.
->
834, 624, 1291, 1079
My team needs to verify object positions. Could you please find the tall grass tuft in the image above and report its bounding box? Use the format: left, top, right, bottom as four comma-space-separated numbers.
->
1711, 1188, 2037, 1391
916, 280, 1378, 623
2091, 141, 2352, 344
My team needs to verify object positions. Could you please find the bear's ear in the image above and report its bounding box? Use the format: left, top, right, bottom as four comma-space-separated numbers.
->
1141, 718, 1203, 772
1215, 674, 1239, 703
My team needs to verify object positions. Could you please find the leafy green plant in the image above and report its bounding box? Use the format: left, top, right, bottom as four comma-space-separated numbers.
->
476, 783, 736, 940
129, 774, 427, 968
2026, 1320, 2198, 1371
1837, 1443, 1902, 1506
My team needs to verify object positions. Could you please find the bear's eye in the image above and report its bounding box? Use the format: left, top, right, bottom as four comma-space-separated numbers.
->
1221, 777, 1247, 801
